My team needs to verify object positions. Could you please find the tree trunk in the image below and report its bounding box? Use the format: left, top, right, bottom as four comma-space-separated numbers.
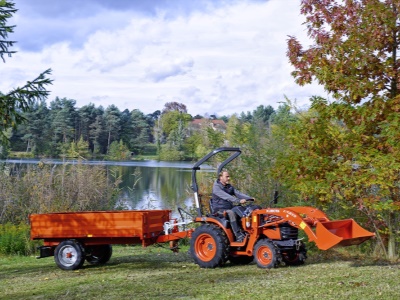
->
387, 212, 398, 260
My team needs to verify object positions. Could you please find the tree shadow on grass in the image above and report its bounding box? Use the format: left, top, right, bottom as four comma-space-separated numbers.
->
0, 258, 59, 279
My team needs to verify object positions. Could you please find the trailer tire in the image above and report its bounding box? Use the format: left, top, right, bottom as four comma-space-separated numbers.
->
86, 245, 113, 265
254, 239, 279, 269
54, 240, 85, 270
190, 224, 229, 268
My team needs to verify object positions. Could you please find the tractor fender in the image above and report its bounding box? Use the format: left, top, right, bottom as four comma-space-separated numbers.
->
194, 216, 235, 242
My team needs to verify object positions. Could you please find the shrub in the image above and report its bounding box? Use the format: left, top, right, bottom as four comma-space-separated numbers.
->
0, 161, 120, 224
158, 144, 184, 161
0, 223, 41, 256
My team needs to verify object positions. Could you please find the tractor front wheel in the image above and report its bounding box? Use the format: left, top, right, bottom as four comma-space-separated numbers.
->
254, 239, 279, 269
54, 240, 85, 270
282, 243, 307, 266
190, 224, 229, 268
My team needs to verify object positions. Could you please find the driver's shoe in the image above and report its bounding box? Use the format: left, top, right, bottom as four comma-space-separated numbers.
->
235, 231, 246, 242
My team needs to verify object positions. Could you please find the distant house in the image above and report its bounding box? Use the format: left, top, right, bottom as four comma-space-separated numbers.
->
189, 118, 227, 134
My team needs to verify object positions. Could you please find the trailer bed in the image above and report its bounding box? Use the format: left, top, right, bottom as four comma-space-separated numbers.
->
30, 209, 171, 246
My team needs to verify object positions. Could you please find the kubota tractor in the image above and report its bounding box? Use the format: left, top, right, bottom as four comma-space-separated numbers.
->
189, 147, 375, 268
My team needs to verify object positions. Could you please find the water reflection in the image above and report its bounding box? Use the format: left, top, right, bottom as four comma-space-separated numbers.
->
112, 165, 195, 211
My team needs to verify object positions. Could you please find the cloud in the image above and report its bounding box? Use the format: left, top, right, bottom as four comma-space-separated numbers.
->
145, 58, 194, 82
1, 0, 327, 117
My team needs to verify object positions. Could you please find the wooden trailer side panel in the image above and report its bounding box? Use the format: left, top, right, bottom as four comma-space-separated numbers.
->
30, 210, 171, 240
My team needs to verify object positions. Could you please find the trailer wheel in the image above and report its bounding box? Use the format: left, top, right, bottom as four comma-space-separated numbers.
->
86, 245, 113, 265
54, 240, 85, 270
190, 224, 229, 268
254, 239, 279, 269
228, 254, 254, 265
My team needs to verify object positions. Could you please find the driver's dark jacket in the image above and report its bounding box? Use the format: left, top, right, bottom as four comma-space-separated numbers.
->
211, 179, 252, 211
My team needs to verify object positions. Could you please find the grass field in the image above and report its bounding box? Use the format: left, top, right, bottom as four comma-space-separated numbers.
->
0, 245, 399, 300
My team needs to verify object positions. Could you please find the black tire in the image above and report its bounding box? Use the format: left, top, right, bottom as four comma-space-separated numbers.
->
86, 245, 113, 265
190, 224, 229, 268
253, 239, 279, 269
54, 240, 85, 271
229, 254, 254, 265
282, 244, 307, 266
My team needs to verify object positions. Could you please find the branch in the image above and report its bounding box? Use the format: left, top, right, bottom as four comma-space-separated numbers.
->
0, 69, 53, 144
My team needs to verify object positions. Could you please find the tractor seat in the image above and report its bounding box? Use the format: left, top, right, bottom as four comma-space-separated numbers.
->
209, 199, 224, 217
208, 199, 230, 228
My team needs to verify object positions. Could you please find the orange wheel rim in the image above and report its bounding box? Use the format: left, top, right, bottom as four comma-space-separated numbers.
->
195, 233, 216, 262
256, 245, 273, 266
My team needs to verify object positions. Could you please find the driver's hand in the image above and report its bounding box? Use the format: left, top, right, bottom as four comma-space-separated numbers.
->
240, 199, 247, 204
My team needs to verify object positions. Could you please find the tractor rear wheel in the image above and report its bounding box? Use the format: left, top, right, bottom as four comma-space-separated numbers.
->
190, 224, 229, 268
254, 239, 279, 269
86, 245, 113, 265
54, 240, 85, 270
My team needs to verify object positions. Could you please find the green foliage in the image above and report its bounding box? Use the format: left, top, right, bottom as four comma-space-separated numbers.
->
0, 69, 53, 144
129, 109, 150, 154
158, 144, 184, 161
160, 110, 191, 138
287, 0, 400, 104
206, 127, 224, 149
0, 0, 16, 61
272, 97, 400, 258
106, 140, 130, 160
183, 132, 202, 160
285, 1, 400, 258
0, 223, 40, 255
1, 1, 52, 144
66, 136, 90, 158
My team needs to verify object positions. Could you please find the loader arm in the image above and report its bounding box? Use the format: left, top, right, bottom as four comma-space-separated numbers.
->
256, 207, 374, 250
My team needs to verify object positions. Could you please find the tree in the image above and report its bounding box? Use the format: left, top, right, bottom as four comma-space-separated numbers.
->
252, 105, 275, 126
20, 100, 50, 155
104, 105, 121, 153
89, 112, 106, 155
130, 109, 150, 154
0, 1, 52, 144
286, 0, 400, 258
77, 103, 100, 152
287, 0, 400, 104
47, 97, 77, 156
107, 140, 130, 160
159, 110, 192, 139
162, 102, 187, 114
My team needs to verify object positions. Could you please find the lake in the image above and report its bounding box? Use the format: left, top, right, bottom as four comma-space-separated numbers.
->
1, 159, 213, 215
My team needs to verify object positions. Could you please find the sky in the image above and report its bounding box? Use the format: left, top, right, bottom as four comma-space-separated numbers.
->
1, 0, 327, 117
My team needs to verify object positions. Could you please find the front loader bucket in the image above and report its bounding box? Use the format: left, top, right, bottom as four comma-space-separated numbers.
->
314, 219, 375, 250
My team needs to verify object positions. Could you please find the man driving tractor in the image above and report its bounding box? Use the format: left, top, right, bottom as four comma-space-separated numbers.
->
211, 170, 256, 242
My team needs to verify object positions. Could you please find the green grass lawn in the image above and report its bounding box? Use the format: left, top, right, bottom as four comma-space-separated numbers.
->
0, 245, 399, 300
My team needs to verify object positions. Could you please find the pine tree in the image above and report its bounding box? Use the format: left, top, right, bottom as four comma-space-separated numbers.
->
0, 1, 52, 144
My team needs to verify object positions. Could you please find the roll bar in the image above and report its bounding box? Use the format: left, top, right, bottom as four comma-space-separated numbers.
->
191, 147, 241, 216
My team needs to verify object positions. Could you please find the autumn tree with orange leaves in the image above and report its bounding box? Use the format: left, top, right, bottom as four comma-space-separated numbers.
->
280, 0, 400, 258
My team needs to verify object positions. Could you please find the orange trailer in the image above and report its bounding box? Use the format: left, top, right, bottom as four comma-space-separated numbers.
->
30, 209, 192, 270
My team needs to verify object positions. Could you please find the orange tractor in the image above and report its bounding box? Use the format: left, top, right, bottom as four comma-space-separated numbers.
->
189, 147, 375, 268
30, 147, 374, 270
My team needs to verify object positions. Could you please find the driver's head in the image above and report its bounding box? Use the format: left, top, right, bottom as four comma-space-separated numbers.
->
219, 170, 230, 186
